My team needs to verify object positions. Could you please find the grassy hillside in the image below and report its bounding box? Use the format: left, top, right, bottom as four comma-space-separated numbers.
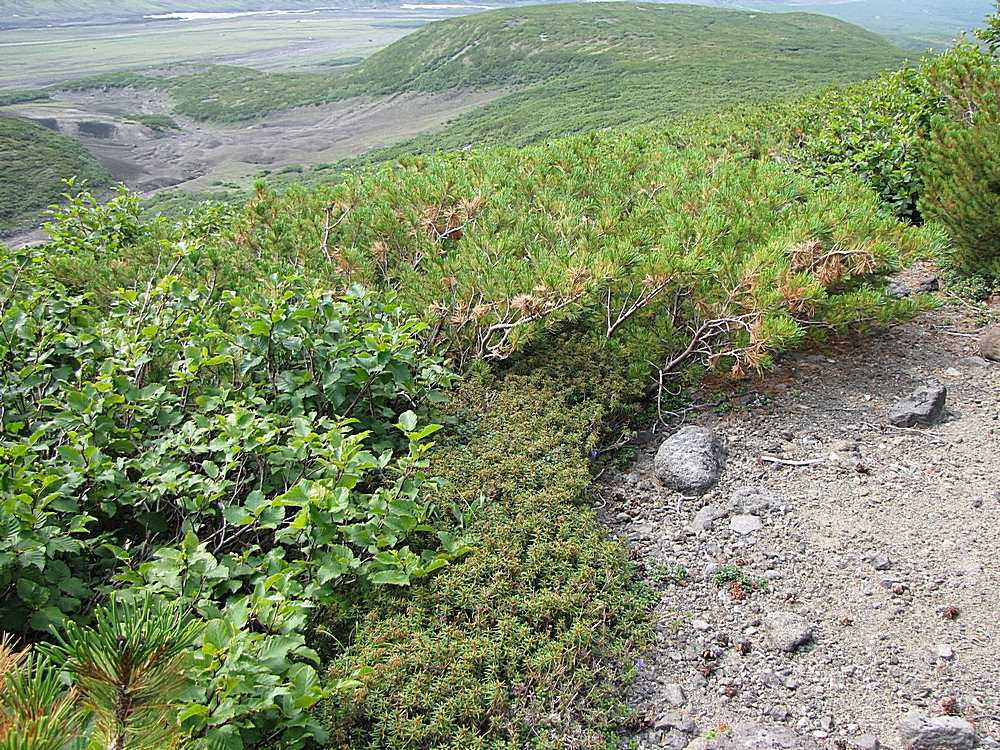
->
44, 4, 908, 133
344, 3, 906, 92
0, 116, 111, 233
657, 0, 994, 49
301, 2, 910, 166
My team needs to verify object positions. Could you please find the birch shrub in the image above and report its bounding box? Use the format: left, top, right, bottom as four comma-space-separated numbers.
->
0, 237, 461, 748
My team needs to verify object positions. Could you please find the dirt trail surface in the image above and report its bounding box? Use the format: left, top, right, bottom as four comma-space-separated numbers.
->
3, 87, 504, 192
600, 291, 1000, 749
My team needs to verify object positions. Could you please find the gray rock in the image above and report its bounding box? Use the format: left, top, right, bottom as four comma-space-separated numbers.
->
865, 552, 892, 571
654, 426, 728, 495
685, 723, 821, 749
959, 355, 991, 368
981, 326, 1000, 361
829, 439, 860, 455
731, 486, 777, 513
656, 711, 696, 734
769, 705, 790, 722
888, 384, 947, 428
663, 682, 687, 707
898, 711, 977, 750
763, 611, 813, 652
915, 276, 940, 293
692, 504, 723, 532
661, 728, 694, 750
887, 280, 911, 298
935, 644, 955, 660
730, 514, 763, 535
850, 735, 881, 750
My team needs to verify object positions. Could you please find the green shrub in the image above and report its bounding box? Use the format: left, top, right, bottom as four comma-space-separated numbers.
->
921, 41, 1000, 280
0, 224, 459, 746
791, 68, 939, 220
224, 133, 935, 379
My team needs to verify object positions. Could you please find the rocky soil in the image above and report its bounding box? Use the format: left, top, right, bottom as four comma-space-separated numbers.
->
600, 293, 999, 750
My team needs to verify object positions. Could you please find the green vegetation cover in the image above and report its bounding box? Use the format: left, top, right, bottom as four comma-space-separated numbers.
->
2, 3, 1000, 749
0, 116, 111, 233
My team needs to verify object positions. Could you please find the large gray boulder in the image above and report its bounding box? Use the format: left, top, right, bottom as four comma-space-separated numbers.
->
981, 326, 1000, 361
654, 426, 727, 495
685, 723, 821, 749
888, 384, 947, 428
898, 711, 977, 750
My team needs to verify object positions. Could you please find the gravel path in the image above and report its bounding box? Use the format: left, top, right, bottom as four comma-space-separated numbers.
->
600, 298, 999, 750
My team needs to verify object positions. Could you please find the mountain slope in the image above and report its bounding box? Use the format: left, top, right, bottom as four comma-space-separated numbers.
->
655, 0, 994, 48
323, 3, 910, 161
344, 2, 907, 93
155, 3, 908, 129
0, 116, 111, 233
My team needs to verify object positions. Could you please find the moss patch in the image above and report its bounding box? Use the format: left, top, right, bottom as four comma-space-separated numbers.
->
320, 347, 655, 749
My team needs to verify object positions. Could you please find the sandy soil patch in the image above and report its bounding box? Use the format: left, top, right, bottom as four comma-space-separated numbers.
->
599, 275, 1000, 749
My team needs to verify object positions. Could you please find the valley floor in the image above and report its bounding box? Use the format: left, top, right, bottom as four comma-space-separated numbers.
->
3, 86, 505, 194
600, 274, 1000, 749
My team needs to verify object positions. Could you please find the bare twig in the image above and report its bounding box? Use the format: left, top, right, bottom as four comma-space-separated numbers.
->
320, 203, 350, 264
758, 455, 824, 467
605, 277, 671, 337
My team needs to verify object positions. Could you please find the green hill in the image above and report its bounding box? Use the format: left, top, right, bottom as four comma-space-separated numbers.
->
337, 2, 909, 153
0, 116, 111, 234
346, 2, 906, 93
58, 4, 908, 136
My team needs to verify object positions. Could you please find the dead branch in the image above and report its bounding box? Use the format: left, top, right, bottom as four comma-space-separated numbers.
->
320, 203, 350, 264
477, 291, 585, 360
605, 276, 671, 337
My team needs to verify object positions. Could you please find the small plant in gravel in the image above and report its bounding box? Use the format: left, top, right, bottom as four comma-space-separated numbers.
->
650, 563, 689, 586
713, 565, 768, 599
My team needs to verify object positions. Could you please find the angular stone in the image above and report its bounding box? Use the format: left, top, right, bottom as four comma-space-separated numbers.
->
865, 552, 892, 571
731, 486, 778, 513
887, 279, 910, 298
850, 735, 880, 750
663, 682, 687, 707
888, 384, 947, 428
730, 514, 763, 535
654, 426, 728, 495
898, 711, 977, 750
692, 504, 722, 532
763, 611, 813, 652
960, 355, 990, 368
935, 644, 955, 660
